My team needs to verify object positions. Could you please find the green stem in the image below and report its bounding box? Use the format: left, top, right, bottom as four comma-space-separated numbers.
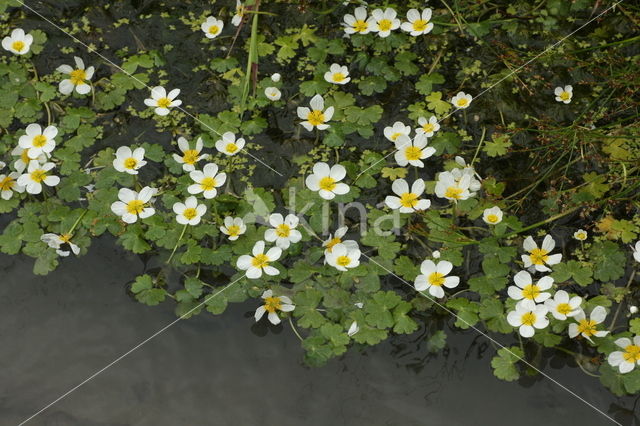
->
167, 224, 188, 264
609, 268, 637, 331
67, 210, 88, 235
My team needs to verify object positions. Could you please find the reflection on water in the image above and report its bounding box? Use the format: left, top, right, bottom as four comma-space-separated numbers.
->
0, 237, 637, 425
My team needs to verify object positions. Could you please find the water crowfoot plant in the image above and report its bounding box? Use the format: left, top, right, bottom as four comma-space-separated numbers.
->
1, 0, 640, 402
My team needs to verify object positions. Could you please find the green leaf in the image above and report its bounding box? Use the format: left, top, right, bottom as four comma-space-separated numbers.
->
551, 260, 594, 286
491, 347, 524, 382
415, 73, 445, 95
589, 241, 625, 282
393, 301, 418, 334
425, 91, 452, 115
446, 298, 479, 329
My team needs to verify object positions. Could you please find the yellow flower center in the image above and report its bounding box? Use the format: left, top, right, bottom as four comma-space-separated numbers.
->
307, 110, 325, 126
353, 20, 368, 33
378, 19, 392, 31
413, 19, 428, 31
399, 192, 418, 209
404, 146, 422, 161
182, 207, 198, 220
559, 91, 571, 101
124, 157, 138, 170
422, 123, 434, 133
444, 186, 464, 200
325, 237, 341, 252
59, 233, 72, 243
126, 199, 145, 215
428, 272, 445, 287
556, 303, 572, 316
264, 296, 282, 313
577, 319, 597, 337
456, 98, 469, 107
623, 345, 640, 363
0, 175, 15, 191
208, 25, 220, 35
486, 214, 499, 223
226, 225, 241, 237
521, 284, 541, 300
275, 224, 291, 238
521, 312, 537, 326
336, 255, 351, 267
182, 149, 199, 165
20, 149, 31, 163
332, 73, 346, 82
225, 143, 239, 153
157, 97, 172, 108
236, 5, 245, 17
32, 135, 47, 148
575, 232, 587, 241
12, 40, 25, 52
390, 132, 402, 141
30, 169, 47, 183
319, 176, 336, 191
200, 177, 217, 191
529, 248, 549, 265
251, 253, 270, 268
69, 68, 87, 85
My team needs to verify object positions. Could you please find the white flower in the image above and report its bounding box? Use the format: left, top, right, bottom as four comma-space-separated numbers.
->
324, 63, 350, 85
220, 216, 247, 241
370, 8, 400, 38
544, 290, 582, 321
214, 132, 245, 156
416, 116, 440, 137
57, 57, 94, 95
630, 305, 639, 315
343, 7, 374, 35
554, 85, 573, 104
507, 270, 553, 303
326, 242, 361, 271
232, 0, 246, 26
568, 306, 609, 342
144, 86, 182, 116
451, 91, 473, 109
432, 250, 441, 259
237, 240, 282, 279
482, 206, 503, 225
414, 260, 459, 298
110, 186, 157, 224
254, 289, 295, 325
270, 73, 281, 82
507, 299, 549, 338
633, 241, 640, 263
11, 146, 45, 173
18, 124, 57, 159
0, 172, 24, 200
385, 178, 431, 213
2, 28, 33, 55
173, 196, 207, 226
201, 16, 224, 38
323, 226, 358, 256
305, 162, 349, 200
187, 163, 227, 199
264, 213, 302, 250
451, 165, 482, 192
394, 134, 435, 167
347, 321, 359, 337
17, 161, 60, 194
40, 233, 80, 257
383, 121, 411, 143
434, 171, 472, 201
172, 137, 208, 172
573, 229, 587, 241
608, 336, 640, 374
400, 8, 434, 36
297, 94, 334, 131
113, 146, 146, 175
521, 235, 562, 272
264, 87, 282, 100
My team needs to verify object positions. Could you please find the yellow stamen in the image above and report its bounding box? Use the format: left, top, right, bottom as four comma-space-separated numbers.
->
623, 345, 640, 363
200, 177, 217, 191
32, 135, 47, 148
0, 175, 15, 191
413, 19, 428, 31
428, 272, 445, 287
275, 224, 291, 238
124, 157, 138, 170
157, 97, 171, 108
336, 255, 351, 267
182, 208, 198, 220
264, 296, 282, 313
30, 169, 47, 183
486, 214, 499, 223
12, 40, 25, 52
325, 237, 341, 252
69, 69, 87, 85
444, 186, 464, 200
319, 176, 336, 191
577, 319, 598, 337
332, 73, 346, 82
529, 248, 549, 265
353, 20, 368, 33
252, 253, 270, 268
126, 199, 145, 215
399, 192, 418, 209
556, 303, 572, 316
59, 234, 72, 243
559, 91, 571, 101
457, 98, 469, 107
404, 146, 422, 161
521, 284, 540, 300
378, 19, 392, 31
307, 110, 325, 127
225, 143, 239, 153
521, 312, 537, 326
208, 25, 220, 35
227, 225, 241, 237
182, 149, 199, 165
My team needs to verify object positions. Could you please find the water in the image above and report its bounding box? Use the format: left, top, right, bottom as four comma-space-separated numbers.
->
1, 237, 637, 425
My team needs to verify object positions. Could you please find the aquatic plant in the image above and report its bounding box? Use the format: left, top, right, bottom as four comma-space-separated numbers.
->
1, 0, 640, 398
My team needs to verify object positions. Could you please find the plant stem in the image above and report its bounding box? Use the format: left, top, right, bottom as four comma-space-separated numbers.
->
609, 268, 637, 331
167, 224, 188, 264
67, 209, 88, 235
